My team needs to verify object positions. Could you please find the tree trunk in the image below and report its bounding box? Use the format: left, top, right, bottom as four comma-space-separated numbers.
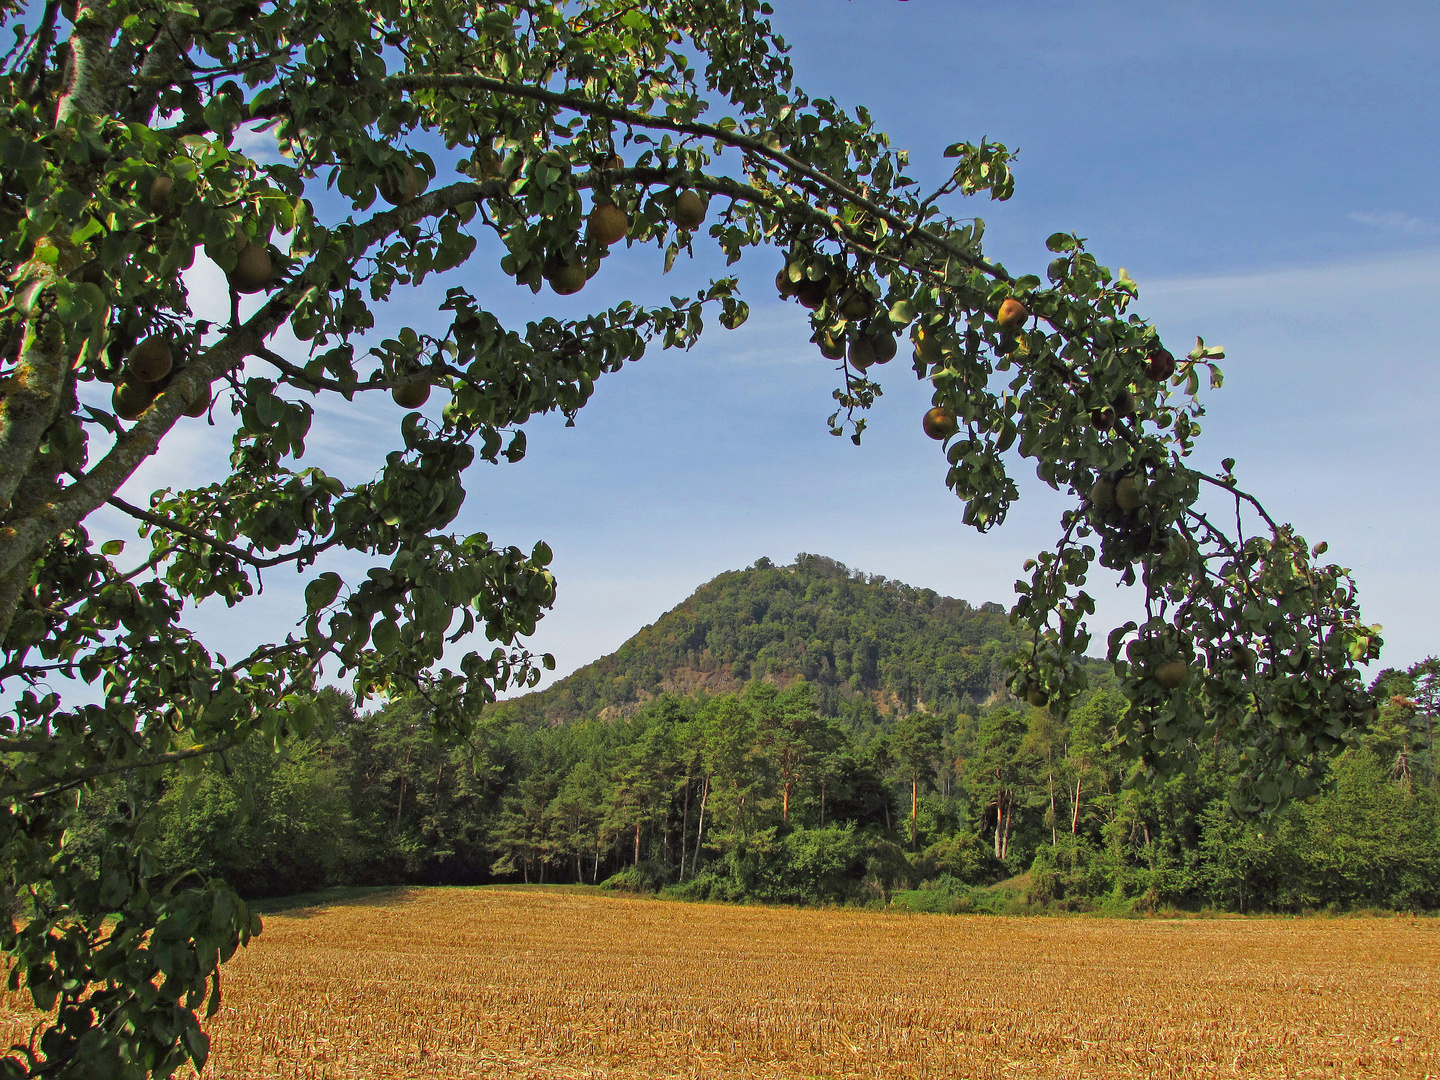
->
633, 819, 641, 865
997, 790, 1014, 861
1071, 777, 1082, 835
679, 773, 692, 881
910, 774, 919, 850
782, 780, 790, 822
1049, 770, 1056, 847
689, 774, 710, 877
395, 745, 413, 823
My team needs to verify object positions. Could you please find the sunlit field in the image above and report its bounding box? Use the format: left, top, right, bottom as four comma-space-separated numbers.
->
8, 886, 1440, 1079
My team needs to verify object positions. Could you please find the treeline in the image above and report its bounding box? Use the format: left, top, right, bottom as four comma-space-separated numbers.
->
71, 659, 1440, 913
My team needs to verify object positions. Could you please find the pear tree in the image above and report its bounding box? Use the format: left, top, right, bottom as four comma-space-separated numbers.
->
0, 0, 1380, 1074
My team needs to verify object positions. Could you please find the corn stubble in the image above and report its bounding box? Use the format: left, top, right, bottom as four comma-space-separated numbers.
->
4, 889, 1437, 1079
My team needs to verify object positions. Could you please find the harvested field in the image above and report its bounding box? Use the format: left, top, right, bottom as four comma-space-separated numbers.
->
11, 887, 1440, 1078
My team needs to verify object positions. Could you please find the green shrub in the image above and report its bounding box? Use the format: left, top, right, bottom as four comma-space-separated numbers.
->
601, 861, 670, 894
890, 888, 956, 914
675, 825, 911, 906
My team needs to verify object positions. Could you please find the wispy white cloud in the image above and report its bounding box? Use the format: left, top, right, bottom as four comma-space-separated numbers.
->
1347, 210, 1440, 236
232, 123, 283, 164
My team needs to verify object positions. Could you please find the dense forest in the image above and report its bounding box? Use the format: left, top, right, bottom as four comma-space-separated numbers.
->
73, 557, 1440, 914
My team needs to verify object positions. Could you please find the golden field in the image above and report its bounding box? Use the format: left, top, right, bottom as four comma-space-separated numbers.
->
10, 886, 1440, 1079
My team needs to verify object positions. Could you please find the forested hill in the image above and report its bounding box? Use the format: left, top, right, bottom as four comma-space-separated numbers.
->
487, 554, 1029, 727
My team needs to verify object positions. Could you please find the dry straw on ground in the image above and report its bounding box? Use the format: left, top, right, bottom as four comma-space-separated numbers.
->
5, 886, 1439, 1078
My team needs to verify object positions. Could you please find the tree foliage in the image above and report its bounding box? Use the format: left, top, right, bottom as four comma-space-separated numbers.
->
0, 0, 1383, 1074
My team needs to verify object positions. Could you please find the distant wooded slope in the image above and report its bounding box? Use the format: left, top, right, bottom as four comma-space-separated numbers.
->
487, 554, 1029, 727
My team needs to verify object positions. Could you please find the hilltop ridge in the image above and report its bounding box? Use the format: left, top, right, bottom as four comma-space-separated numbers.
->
487, 553, 1029, 727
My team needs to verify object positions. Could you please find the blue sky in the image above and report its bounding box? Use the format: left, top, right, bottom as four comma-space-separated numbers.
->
95, 1, 1440, 696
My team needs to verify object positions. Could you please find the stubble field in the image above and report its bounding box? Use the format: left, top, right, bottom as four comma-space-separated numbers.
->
9, 886, 1440, 1079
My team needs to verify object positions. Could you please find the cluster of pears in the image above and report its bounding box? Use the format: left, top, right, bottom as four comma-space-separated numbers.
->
1007, 668, 1052, 709
77, 169, 197, 293
108, 175, 273, 421
541, 184, 637, 295
1088, 349, 1176, 432
110, 334, 210, 421
1093, 491, 1190, 581
1088, 471, 1143, 517
777, 256, 898, 373
1089, 396, 1124, 431
916, 298, 1028, 441
537, 182, 704, 297
776, 256, 864, 317
140, 171, 204, 279
913, 322, 958, 440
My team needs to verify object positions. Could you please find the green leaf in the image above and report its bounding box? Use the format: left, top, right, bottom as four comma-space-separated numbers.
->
183, 1024, 210, 1070
101, 539, 125, 556
303, 572, 343, 612
372, 618, 400, 654
995, 419, 1017, 453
